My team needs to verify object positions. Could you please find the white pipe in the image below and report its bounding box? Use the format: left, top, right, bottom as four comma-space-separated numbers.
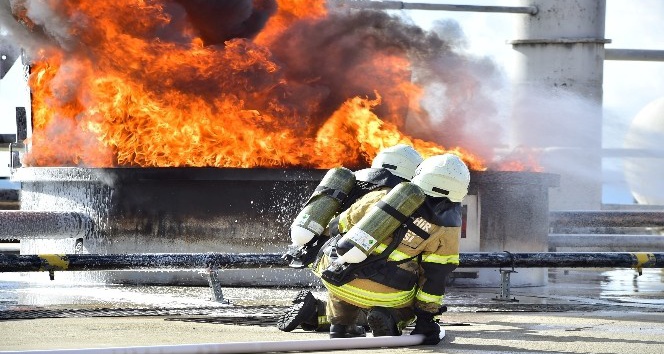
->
0, 335, 426, 354
0, 243, 20, 254
331, 0, 538, 14
605, 49, 664, 62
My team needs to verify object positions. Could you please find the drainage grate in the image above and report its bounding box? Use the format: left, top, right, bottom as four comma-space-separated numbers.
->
165, 315, 279, 327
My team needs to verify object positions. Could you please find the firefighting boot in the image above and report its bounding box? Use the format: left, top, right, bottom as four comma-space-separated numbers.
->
329, 324, 367, 339
367, 307, 401, 337
410, 308, 442, 345
276, 290, 318, 332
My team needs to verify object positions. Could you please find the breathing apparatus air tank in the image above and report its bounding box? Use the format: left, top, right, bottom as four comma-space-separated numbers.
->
290, 167, 356, 247
332, 182, 426, 265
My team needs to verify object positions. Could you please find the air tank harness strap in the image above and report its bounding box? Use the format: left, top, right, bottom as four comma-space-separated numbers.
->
340, 180, 380, 210
315, 186, 348, 202
376, 201, 430, 240
352, 256, 418, 291
321, 228, 407, 288
302, 186, 349, 206
322, 200, 431, 289
322, 221, 426, 291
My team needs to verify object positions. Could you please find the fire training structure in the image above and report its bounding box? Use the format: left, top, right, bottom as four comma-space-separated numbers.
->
1, 167, 558, 286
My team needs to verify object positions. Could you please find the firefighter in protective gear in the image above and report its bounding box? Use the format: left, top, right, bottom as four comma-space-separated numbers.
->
276, 144, 423, 335
299, 153, 469, 344
407, 153, 470, 344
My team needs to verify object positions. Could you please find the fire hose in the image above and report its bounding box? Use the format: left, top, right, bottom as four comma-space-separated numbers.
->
0, 335, 426, 354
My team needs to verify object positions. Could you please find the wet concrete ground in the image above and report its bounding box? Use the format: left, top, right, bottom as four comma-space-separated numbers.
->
0, 268, 663, 353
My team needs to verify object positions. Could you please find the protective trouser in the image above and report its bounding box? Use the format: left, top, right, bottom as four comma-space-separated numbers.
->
326, 291, 415, 331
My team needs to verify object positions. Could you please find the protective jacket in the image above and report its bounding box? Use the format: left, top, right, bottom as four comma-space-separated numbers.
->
314, 188, 462, 314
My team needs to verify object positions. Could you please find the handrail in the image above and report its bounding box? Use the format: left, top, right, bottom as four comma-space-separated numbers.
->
1, 252, 661, 273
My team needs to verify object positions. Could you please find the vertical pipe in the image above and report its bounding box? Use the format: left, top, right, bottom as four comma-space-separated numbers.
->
510, 0, 607, 210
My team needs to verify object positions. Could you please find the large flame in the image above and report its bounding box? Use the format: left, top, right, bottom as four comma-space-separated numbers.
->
12, 0, 499, 171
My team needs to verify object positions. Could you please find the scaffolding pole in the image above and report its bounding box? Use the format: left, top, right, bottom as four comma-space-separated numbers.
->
0, 252, 662, 273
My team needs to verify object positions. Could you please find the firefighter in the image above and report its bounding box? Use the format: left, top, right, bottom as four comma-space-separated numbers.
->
282, 153, 470, 345
277, 144, 423, 335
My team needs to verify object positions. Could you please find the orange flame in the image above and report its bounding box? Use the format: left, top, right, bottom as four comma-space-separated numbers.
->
255, 0, 327, 46
18, 0, 488, 170
493, 147, 543, 172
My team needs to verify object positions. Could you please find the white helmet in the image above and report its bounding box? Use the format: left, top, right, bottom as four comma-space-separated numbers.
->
412, 153, 470, 202
371, 144, 424, 180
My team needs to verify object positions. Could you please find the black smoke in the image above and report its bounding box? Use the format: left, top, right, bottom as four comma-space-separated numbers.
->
171, 0, 277, 45
264, 10, 504, 157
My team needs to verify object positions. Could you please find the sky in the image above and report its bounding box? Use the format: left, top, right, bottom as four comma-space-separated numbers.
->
394, 0, 664, 204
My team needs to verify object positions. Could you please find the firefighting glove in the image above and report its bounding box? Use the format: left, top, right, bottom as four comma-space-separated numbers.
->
410, 308, 441, 345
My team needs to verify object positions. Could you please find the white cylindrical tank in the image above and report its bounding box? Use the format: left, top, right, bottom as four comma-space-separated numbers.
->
510, 0, 607, 210
624, 97, 664, 205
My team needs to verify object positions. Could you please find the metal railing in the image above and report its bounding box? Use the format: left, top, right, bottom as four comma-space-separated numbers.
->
2, 251, 660, 302
1, 252, 661, 273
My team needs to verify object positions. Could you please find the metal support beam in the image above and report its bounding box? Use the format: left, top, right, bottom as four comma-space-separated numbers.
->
605, 49, 664, 62
493, 269, 519, 302
330, 0, 538, 14
206, 267, 226, 303
0, 252, 662, 273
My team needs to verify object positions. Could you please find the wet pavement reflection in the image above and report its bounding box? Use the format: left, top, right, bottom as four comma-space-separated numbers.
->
1, 268, 662, 318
